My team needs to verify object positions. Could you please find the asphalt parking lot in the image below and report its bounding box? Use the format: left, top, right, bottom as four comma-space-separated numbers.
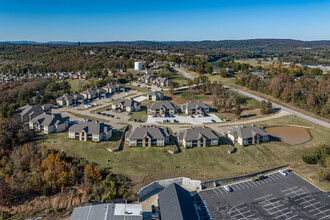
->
147, 114, 222, 124
196, 170, 330, 220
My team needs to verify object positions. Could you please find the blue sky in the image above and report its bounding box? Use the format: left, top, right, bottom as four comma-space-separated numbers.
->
0, 0, 329, 42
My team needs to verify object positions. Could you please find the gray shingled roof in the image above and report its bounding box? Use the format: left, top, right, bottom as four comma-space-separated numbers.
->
112, 99, 139, 107
154, 77, 168, 83
103, 83, 124, 91
177, 127, 219, 141
147, 102, 176, 110
181, 102, 209, 111
57, 93, 83, 102
158, 183, 199, 220
70, 203, 143, 220
19, 105, 44, 119
138, 75, 154, 81
69, 122, 112, 135
229, 125, 268, 139
126, 126, 169, 140
81, 87, 106, 96
146, 91, 163, 96
30, 113, 68, 127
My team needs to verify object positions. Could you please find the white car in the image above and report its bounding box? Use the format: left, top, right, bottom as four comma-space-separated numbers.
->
223, 185, 232, 192
279, 170, 287, 176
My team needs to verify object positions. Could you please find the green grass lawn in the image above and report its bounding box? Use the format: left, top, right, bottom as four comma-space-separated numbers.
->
39, 114, 330, 190
170, 71, 189, 87
174, 90, 209, 101
67, 79, 89, 92
67, 111, 109, 123
128, 106, 148, 122
126, 84, 149, 92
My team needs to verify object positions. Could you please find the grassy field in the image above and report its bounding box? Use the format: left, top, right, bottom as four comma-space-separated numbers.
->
67, 111, 109, 123
40, 114, 330, 191
169, 71, 189, 87
173, 90, 209, 101
235, 58, 278, 67
128, 106, 148, 122
126, 84, 149, 92
67, 79, 89, 92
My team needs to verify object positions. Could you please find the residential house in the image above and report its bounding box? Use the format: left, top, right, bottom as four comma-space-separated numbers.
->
223, 67, 235, 75
138, 75, 155, 84
125, 126, 169, 147
42, 104, 54, 112
147, 101, 177, 116
56, 93, 84, 106
158, 183, 199, 220
251, 71, 265, 78
70, 203, 143, 220
18, 104, 45, 122
68, 121, 112, 142
181, 101, 210, 115
102, 83, 125, 94
147, 91, 164, 101
111, 98, 141, 112
153, 77, 169, 87
176, 127, 220, 148
29, 113, 69, 134
144, 70, 156, 75
80, 87, 106, 100
228, 125, 269, 146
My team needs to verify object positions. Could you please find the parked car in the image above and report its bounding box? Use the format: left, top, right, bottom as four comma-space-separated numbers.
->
223, 185, 232, 192
254, 174, 265, 181
191, 115, 195, 118
279, 170, 287, 176
105, 108, 110, 111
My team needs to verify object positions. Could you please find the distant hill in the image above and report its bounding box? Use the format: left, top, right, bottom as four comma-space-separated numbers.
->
1, 39, 330, 51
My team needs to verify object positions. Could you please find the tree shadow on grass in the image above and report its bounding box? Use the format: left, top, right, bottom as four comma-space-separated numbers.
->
240, 114, 257, 119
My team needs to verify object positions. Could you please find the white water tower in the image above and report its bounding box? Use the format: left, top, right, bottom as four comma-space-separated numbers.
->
134, 62, 143, 70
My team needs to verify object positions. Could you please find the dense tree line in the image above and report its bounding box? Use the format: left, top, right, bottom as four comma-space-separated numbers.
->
0, 78, 71, 118
0, 117, 131, 217
235, 67, 330, 118
302, 144, 330, 182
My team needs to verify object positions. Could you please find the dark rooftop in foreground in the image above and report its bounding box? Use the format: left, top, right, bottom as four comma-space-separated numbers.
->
158, 183, 199, 220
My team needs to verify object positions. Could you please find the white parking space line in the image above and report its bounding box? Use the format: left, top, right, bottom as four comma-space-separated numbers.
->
295, 195, 311, 202
233, 184, 241, 190
249, 180, 258, 186
212, 188, 219, 195
216, 188, 223, 195
239, 183, 245, 189
319, 215, 330, 220
270, 174, 279, 180
303, 202, 321, 208
299, 198, 315, 205
242, 182, 251, 188
246, 181, 254, 187
283, 187, 330, 219
312, 207, 327, 215
267, 175, 276, 181
282, 186, 299, 192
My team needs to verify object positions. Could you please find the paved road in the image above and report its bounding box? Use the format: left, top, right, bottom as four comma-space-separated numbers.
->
174, 67, 194, 79
176, 68, 330, 129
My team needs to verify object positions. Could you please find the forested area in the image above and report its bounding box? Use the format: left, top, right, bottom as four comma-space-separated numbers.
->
235, 64, 330, 118
0, 117, 132, 218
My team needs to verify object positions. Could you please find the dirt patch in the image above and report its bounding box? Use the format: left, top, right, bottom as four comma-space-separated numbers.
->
265, 126, 312, 145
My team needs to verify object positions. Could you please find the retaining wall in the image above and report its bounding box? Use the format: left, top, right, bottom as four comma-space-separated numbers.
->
201, 164, 290, 188
108, 126, 129, 152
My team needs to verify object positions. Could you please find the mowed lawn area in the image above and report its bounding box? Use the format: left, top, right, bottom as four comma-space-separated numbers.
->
38, 115, 330, 191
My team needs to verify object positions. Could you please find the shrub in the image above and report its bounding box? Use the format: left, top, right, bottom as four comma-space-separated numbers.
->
302, 155, 317, 164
